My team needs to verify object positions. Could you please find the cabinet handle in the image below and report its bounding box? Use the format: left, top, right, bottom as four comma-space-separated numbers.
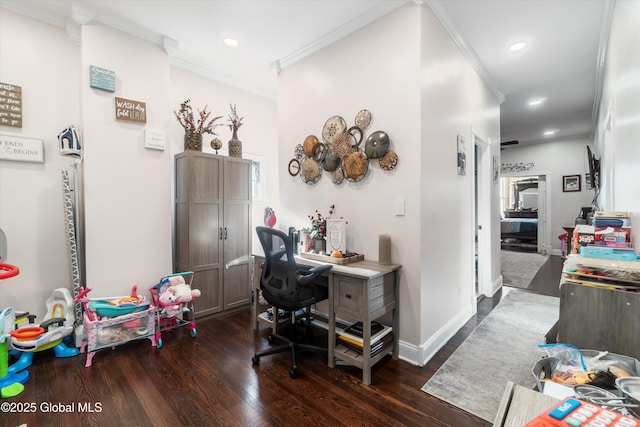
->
219, 227, 223, 240
345, 293, 351, 299
224, 227, 228, 240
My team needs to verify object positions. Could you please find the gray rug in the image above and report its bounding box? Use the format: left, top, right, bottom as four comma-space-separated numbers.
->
501, 250, 549, 289
422, 289, 559, 423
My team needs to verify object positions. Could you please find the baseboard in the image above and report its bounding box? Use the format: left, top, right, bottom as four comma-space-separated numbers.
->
399, 304, 474, 367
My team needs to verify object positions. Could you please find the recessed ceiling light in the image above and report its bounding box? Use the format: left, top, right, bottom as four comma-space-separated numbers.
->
543, 129, 558, 136
223, 37, 239, 48
528, 97, 547, 107
509, 41, 528, 52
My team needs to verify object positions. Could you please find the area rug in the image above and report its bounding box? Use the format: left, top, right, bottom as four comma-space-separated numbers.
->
501, 249, 549, 289
421, 289, 559, 423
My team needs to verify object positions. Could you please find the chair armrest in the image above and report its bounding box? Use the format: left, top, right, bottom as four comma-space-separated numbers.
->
308, 264, 333, 275
297, 264, 332, 285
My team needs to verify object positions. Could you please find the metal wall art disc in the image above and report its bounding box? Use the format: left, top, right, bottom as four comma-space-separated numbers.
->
332, 168, 345, 184
294, 144, 305, 160
342, 151, 368, 182
312, 142, 327, 161
379, 150, 398, 171
331, 130, 355, 158
355, 109, 372, 130
303, 135, 319, 156
288, 158, 301, 176
347, 125, 363, 149
322, 149, 341, 171
364, 130, 390, 159
300, 157, 322, 184
322, 116, 346, 145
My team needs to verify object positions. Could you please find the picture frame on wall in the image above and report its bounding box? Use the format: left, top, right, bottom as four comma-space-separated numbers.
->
457, 135, 466, 176
563, 174, 581, 192
492, 155, 499, 182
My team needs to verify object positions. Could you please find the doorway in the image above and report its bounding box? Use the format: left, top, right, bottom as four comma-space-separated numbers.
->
499, 174, 551, 254
472, 132, 492, 302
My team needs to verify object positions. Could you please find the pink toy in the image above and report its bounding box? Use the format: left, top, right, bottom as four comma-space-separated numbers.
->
158, 288, 180, 317
149, 272, 198, 349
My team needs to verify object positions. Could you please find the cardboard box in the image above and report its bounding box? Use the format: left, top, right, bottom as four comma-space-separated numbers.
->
572, 225, 595, 253
594, 226, 631, 243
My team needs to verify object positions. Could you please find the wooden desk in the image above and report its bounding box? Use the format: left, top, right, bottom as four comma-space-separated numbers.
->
253, 255, 401, 385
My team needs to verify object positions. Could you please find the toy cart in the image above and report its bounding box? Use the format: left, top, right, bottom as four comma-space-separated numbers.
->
149, 272, 197, 349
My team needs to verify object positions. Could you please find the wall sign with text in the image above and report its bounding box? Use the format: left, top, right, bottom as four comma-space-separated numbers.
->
114, 97, 146, 124
0, 133, 44, 163
0, 82, 23, 128
89, 65, 116, 92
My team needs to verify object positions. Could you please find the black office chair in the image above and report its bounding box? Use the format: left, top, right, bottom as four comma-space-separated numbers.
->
252, 226, 332, 378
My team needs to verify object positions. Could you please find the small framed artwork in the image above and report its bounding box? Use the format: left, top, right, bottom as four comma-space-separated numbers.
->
492, 155, 499, 182
325, 219, 346, 253
457, 135, 466, 176
563, 175, 581, 192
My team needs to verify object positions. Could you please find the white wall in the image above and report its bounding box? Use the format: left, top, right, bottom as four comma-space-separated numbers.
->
500, 138, 594, 254
0, 11, 79, 315
277, 7, 422, 359
419, 5, 501, 360
277, 3, 500, 365
80, 24, 173, 299
594, 0, 640, 249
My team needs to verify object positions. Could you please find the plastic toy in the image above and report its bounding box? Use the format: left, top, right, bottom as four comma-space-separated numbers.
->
74, 287, 156, 367
9, 287, 80, 372
150, 272, 198, 349
0, 260, 28, 397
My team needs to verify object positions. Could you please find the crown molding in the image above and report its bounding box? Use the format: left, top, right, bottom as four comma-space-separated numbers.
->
277, 0, 407, 70
425, 0, 505, 104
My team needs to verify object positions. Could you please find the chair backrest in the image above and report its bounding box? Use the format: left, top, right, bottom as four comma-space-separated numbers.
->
255, 226, 300, 303
44, 288, 75, 325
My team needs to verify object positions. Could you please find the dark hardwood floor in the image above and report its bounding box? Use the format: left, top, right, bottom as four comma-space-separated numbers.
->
3, 258, 562, 427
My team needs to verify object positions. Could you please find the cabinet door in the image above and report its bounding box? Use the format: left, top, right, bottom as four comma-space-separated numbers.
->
223, 157, 252, 309
175, 152, 224, 317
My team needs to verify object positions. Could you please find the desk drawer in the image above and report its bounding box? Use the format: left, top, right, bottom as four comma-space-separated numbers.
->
335, 276, 363, 318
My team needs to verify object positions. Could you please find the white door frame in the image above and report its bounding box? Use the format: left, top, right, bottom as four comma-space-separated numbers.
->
472, 131, 492, 301
500, 170, 553, 255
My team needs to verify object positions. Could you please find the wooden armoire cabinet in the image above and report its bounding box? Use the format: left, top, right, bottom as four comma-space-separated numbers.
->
174, 151, 252, 317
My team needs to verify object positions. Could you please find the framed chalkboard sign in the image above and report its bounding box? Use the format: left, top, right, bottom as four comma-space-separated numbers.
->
90, 65, 116, 92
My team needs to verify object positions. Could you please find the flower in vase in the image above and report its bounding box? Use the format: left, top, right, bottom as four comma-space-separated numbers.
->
174, 99, 222, 135
228, 104, 244, 133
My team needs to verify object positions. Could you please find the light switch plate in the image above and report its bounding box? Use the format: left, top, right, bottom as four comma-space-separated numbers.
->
395, 199, 405, 216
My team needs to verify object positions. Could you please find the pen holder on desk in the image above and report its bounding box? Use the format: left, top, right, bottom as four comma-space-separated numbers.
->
379, 234, 391, 265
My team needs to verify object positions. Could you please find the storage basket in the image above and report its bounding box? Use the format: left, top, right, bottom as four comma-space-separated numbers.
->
532, 349, 640, 392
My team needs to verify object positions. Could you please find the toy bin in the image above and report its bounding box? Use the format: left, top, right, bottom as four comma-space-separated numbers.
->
149, 271, 197, 349
81, 305, 156, 367
532, 349, 640, 392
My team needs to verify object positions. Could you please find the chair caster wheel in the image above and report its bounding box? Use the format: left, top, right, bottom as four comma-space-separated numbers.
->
289, 366, 298, 379
267, 335, 275, 344
252, 356, 260, 366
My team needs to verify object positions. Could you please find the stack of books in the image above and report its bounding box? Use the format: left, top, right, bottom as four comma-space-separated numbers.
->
337, 321, 393, 356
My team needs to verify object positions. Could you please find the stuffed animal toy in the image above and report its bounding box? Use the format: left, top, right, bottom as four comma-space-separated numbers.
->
165, 275, 201, 303
158, 288, 181, 317
171, 283, 201, 303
